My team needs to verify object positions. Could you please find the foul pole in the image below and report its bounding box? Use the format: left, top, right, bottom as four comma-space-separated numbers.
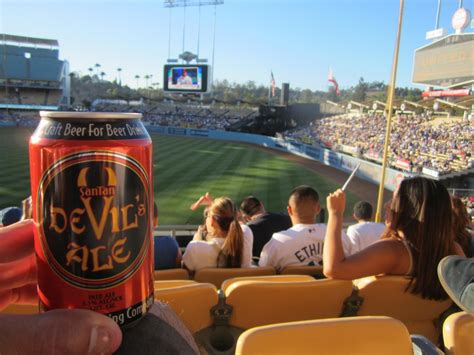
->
375, 0, 405, 222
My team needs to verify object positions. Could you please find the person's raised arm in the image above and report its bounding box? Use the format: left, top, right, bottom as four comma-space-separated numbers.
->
190, 192, 213, 211
323, 190, 404, 280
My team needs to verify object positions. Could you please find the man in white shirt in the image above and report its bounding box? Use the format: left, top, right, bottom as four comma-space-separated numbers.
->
343, 201, 385, 256
259, 185, 336, 272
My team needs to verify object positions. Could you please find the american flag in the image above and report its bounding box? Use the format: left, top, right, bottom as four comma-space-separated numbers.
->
271, 71, 276, 97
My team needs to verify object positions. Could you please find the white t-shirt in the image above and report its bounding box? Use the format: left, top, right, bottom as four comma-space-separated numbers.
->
343, 222, 386, 256
182, 224, 253, 271
259, 223, 335, 272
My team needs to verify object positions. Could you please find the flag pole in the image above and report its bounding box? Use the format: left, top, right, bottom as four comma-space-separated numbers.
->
268, 71, 272, 105
375, 0, 404, 222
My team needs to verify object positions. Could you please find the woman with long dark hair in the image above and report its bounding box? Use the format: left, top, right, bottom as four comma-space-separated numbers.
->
451, 196, 473, 258
323, 177, 465, 300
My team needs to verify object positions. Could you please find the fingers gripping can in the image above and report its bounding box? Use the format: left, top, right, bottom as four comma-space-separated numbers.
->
29, 111, 154, 327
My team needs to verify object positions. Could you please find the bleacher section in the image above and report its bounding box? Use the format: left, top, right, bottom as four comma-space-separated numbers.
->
0, 34, 69, 111
285, 112, 473, 176
91, 101, 258, 131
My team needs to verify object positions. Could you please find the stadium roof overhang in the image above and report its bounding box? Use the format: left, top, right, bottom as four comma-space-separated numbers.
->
0, 33, 59, 49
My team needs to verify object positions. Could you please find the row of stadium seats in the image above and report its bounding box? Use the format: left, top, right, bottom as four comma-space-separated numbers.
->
3, 275, 472, 354
153, 275, 469, 354
153, 265, 325, 288
235, 312, 473, 355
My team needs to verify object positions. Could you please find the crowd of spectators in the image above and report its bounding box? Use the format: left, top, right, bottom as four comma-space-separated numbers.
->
285, 113, 473, 175
92, 102, 258, 131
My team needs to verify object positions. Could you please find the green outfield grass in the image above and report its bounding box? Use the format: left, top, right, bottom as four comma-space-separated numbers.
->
0, 127, 357, 224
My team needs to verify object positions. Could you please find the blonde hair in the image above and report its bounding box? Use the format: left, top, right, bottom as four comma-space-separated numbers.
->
209, 197, 244, 268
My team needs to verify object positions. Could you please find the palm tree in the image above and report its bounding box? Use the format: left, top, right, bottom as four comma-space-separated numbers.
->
144, 75, 150, 88
135, 75, 140, 89
149, 74, 154, 88
117, 68, 122, 85
88, 67, 93, 77
94, 63, 101, 76
100, 72, 106, 81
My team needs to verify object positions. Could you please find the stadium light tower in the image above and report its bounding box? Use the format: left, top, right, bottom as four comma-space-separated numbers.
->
164, 0, 224, 93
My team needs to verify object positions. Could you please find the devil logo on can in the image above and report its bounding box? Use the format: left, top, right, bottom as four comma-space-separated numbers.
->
37, 151, 150, 290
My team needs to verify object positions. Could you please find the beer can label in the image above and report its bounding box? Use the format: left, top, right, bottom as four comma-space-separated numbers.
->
37, 150, 150, 290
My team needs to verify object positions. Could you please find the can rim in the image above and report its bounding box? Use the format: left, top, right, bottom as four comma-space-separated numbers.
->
39, 111, 143, 120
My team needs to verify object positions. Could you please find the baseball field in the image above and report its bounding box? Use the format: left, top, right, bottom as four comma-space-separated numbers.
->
0, 126, 361, 224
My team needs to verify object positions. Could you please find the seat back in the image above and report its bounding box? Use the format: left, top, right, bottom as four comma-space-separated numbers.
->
280, 265, 325, 279
154, 280, 197, 289
1, 304, 39, 314
355, 276, 452, 343
154, 283, 218, 333
194, 267, 276, 288
222, 275, 314, 293
443, 311, 474, 355
225, 279, 353, 329
235, 316, 414, 355
153, 268, 189, 280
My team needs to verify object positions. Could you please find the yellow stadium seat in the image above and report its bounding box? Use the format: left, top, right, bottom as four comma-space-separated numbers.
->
443, 311, 474, 355
154, 280, 197, 290
153, 268, 189, 280
1, 304, 39, 314
193, 267, 276, 288
235, 316, 414, 355
353, 276, 452, 343
279, 265, 325, 278
225, 279, 353, 330
221, 275, 314, 293
154, 283, 218, 334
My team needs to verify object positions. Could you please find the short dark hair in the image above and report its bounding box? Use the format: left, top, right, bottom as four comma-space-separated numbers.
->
353, 201, 373, 221
240, 196, 262, 217
289, 185, 319, 204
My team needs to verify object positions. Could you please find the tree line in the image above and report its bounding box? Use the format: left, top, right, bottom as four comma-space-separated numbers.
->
70, 72, 422, 109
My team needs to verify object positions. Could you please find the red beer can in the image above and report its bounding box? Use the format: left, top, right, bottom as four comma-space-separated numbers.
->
29, 111, 154, 326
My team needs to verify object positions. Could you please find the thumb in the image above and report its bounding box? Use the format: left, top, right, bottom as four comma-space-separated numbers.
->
0, 309, 122, 355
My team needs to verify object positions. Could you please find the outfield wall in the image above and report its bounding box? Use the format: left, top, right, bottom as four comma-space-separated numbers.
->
147, 125, 409, 191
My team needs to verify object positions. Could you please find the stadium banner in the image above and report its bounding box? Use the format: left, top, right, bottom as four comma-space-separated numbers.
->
341, 157, 358, 172
287, 140, 304, 154
323, 150, 341, 167
304, 146, 321, 160
340, 144, 359, 156
188, 129, 209, 137
146, 126, 166, 134
395, 159, 411, 171
364, 151, 383, 163
167, 127, 187, 136
422, 89, 470, 97
422, 167, 440, 178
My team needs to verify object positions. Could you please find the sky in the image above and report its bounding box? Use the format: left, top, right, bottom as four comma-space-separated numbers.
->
0, 0, 472, 91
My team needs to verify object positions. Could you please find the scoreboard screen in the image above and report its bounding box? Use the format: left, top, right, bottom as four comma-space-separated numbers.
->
163, 64, 210, 93
412, 33, 474, 88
